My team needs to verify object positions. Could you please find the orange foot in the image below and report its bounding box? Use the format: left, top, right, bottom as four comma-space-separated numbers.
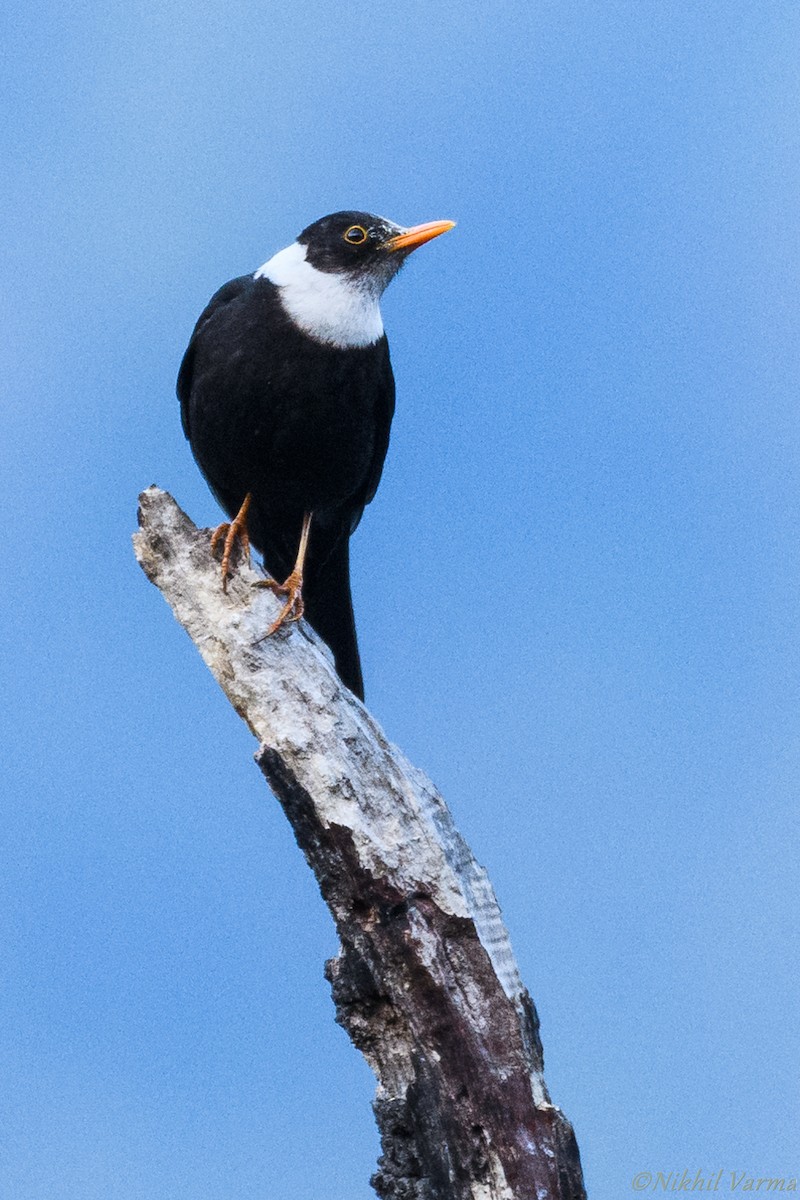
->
210, 493, 251, 593
253, 569, 305, 636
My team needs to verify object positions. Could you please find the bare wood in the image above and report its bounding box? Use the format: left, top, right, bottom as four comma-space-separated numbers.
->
133, 486, 586, 1200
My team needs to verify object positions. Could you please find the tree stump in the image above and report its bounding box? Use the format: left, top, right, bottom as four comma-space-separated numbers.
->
133, 486, 586, 1200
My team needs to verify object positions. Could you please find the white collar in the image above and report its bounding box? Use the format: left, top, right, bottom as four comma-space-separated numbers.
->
254, 242, 384, 349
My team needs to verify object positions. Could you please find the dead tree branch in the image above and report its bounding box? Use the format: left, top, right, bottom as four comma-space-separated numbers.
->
133, 485, 586, 1200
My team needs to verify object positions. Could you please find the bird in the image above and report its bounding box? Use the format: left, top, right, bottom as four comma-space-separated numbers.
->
177, 210, 454, 700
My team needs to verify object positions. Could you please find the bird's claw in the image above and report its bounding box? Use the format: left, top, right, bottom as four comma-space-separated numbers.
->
253, 570, 305, 635
210, 509, 251, 593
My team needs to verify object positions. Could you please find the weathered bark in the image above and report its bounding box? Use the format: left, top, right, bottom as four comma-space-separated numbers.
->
133, 486, 586, 1200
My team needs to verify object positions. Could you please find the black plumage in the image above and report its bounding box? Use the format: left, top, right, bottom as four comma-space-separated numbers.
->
177, 210, 453, 699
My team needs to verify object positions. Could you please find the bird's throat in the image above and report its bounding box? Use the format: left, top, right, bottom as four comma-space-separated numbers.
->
254, 242, 385, 349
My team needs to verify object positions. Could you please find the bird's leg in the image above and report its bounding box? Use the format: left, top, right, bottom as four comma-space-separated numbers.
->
253, 512, 313, 636
210, 492, 252, 593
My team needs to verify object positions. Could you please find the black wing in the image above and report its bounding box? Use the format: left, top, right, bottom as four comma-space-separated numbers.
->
177, 276, 251, 440
348, 337, 396, 535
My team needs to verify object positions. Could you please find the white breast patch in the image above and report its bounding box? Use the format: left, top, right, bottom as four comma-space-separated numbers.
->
254, 241, 384, 349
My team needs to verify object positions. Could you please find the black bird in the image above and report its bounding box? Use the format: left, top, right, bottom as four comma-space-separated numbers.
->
178, 210, 454, 700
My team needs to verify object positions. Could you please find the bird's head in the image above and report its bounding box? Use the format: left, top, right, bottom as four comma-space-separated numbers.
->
297, 210, 455, 291
255, 210, 455, 349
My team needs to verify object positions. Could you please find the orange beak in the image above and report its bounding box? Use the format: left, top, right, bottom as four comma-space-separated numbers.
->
386, 219, 456, 253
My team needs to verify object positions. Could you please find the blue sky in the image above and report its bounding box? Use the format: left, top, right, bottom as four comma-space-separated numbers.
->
2, 0, 799, 1196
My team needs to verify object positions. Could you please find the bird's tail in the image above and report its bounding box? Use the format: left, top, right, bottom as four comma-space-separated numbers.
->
303, 538, 364, 701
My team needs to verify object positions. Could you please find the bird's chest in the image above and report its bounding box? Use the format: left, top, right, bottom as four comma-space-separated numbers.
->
269, 359, 379, 500
198, 338, 383, 507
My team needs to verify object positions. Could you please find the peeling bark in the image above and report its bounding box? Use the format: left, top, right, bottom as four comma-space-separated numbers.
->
133, 486, 586, 1200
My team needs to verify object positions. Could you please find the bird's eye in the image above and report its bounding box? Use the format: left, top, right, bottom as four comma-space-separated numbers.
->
343, 225, 368, 245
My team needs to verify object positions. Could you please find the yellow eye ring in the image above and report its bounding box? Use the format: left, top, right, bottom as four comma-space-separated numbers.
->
344, 225, 368, 245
